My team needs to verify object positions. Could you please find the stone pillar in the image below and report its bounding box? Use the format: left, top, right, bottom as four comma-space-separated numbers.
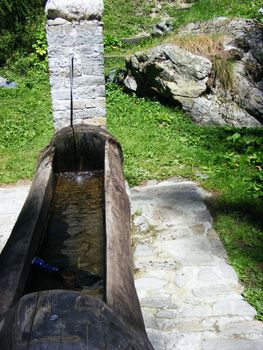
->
45, 0, 106, 130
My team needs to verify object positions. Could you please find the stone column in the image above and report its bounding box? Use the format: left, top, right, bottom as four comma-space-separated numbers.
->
45, 0, 106, 130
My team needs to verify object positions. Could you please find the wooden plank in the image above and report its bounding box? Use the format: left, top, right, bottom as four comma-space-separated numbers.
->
105, 140, 152, 344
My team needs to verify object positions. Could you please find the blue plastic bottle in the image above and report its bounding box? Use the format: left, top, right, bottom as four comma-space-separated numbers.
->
32, 257, 59, 273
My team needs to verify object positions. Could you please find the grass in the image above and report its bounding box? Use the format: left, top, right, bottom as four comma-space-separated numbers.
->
212, 55, 234, 91
168, 33, 226, 59
106, 83, 263, 320
166, 0, 263, 29
104, 0, 159, 40
0, 65, 54, 183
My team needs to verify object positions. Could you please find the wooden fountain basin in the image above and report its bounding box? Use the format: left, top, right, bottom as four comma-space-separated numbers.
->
0, 125, 153, 350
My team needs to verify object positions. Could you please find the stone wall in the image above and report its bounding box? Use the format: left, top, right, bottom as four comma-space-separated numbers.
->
45, 0, 106, 130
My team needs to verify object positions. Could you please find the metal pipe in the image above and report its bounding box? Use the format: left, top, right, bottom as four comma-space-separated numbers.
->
69, 54, 78, 173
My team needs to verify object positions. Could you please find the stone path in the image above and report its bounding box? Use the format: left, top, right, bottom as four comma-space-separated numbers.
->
0, 181, 30, 251
130, 179, 263, 350
0, 179, 262, 350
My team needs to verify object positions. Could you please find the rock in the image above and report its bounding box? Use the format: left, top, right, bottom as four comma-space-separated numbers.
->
182, 96, 261, 127
124, 18, 263, 127
220, 320, 263, 339
105, 68, 127, 84
152, 21, 173, 36
141, 296, 174, 308
125, 44, 212, 102
47, 17, 70, 25
45, 0, 103, 21
135, 277, 167, 291
196, 172, 209, 179
142, 310, 159, 330
202, 339, 263, 350
122, 32, 151, 45
233, 61, 263, 122
212, 299, 257, 317
124, 75, 138, 92
0, 77, 17, 88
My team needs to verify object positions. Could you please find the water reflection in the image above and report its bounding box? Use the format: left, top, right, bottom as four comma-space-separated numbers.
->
27, 170, 105, 300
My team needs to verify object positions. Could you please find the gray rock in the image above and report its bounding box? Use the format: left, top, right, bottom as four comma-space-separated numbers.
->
124, 18, 263, 127
152, 21, 173, 36
45, 0, 103, 21
0, 77, 17, 88
182, 96, 261, 127
124, 75, 138, 92
142, 310, 159, 330
141, 296, 174, 308
212, 299, 257, 317
135, 277, 167, 291
220, 320, 263, 339
122, 32, 151, 45
202, 339, 263, 350
233, 62, 263, 122
106, 68, 127, 84
125, 44, 212, 101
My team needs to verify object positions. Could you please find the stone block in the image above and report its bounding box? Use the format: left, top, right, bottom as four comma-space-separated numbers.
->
141, 296, 174, 308
135, 277, 167, 291
212, 299, 257, 317
202, 339, 263, 350
45, 0, 104, 21
142, 310, 159, 330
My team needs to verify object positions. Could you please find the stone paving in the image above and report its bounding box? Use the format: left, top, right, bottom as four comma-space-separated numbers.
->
0, 182, 30, 251
130, 179, 263, 350
0, 179, 262, 350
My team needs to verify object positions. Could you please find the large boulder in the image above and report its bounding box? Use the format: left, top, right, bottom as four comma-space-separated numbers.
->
124, 18, 263, 127
124, 44, 212, 102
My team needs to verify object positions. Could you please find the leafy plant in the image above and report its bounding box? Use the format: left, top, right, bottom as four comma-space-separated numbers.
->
104, 34, 125, 49
32, 26, 48, 59
0, 1, 46, 64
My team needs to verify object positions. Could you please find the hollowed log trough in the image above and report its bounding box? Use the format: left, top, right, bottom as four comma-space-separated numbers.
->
0, 125, 153, 349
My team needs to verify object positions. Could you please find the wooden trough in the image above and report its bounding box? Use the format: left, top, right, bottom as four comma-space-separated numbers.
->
0, 125, 153, 349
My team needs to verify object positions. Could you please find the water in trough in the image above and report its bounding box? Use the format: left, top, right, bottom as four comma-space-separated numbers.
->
26, 170, 105, 300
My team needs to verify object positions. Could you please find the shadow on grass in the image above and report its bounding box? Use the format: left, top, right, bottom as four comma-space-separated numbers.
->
207, 195, 263, 232
206, 194, 263, 291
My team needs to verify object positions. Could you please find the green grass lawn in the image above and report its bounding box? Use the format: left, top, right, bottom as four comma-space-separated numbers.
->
0, 67, 54, 183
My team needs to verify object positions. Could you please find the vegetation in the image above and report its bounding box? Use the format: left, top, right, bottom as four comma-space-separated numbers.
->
165, 0, 263, 29
0, 0, 262, 319
0, 0, 46, 64
104, 0, 263, 54
107, 84, 263, 320
0, 66, 53, 183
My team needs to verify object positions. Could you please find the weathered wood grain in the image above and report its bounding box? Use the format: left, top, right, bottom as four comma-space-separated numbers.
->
0, 125, 153, 349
